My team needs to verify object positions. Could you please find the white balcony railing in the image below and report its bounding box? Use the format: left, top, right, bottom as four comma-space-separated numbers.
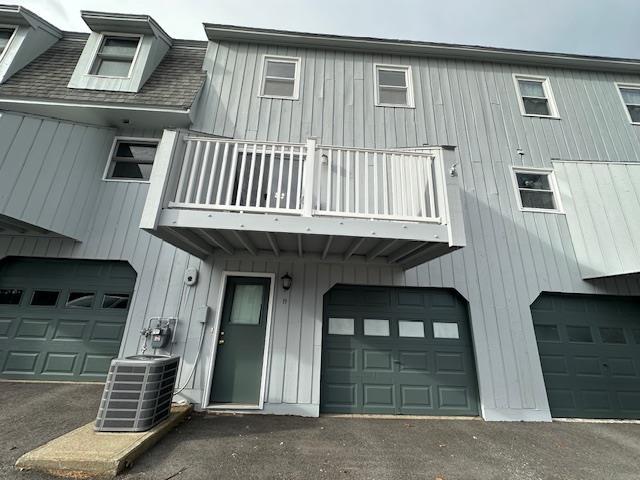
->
168, 137, 443, 224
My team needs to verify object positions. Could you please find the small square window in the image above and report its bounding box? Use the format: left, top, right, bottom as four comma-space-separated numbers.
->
567, 326, 593, 343
0, 28, 15, 57
375, 64, 414, 107
514, 75, 558, 117
260, 55, 300, 99
617, 84, 640, 124
102, 293, 130, 309
398, 320, 424, 338
328, 317, 354, 335
511, 167, 562, 213
0, 288, 22, 305
364, 319, 390, 336
534, 324, 559, 342
30, 290, 60, 307
66, 292, 95, 308
433, 322, 459, 339
90, 35, 140, 78
104, 138, 159, 181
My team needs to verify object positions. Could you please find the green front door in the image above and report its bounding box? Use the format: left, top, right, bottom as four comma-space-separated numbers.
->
321, 285, 479, 416
532, 293, 640, 419
210, 276, 271, 405
0, 257, 136, 381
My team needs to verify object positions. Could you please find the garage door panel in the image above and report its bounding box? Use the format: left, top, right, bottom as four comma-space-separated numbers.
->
533, 293, 640, 419
322, 286, 479, 416
0, 258, 135, 381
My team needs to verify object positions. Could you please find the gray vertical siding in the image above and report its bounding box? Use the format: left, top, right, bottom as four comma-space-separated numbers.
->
190, 41, 640, 419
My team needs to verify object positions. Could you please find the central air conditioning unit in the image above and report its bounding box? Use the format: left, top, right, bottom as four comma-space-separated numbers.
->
95, 355, 180, 432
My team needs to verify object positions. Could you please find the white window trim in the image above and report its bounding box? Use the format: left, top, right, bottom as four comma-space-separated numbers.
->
615, 82, 640, 125
102, 136, 160, 183
374, 63, 415, 108
513, 74, 560, 119
510, 165, 564, 214
87, 32, 144, 80
258, 54, 301, 100
0, 24, 18, 64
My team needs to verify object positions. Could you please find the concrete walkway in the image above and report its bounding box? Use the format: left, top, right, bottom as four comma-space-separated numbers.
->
2, 382, 640, 479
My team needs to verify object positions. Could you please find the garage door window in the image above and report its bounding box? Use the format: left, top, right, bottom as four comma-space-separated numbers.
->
328, 317, 354, 335
534, 324, 559, 342
398, 320, 424, 338
600, 327, 626, 344
567, 326, 593, 343
30, 290, 60, 307
0, 288, 22, 304
433, 322, 459, 339
102, 293, 130, 309
66, 292, 95, 308
633, 330, 640, 344
364, 319, 390, 336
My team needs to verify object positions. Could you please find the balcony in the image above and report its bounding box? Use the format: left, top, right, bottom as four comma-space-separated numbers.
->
141, 130, 466, 269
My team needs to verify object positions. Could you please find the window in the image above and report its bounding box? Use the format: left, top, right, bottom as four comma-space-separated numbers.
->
617, 83, 640, 124
534, 324, 560, 342
375, 64, 414, 107
259, 55, 301, 99
511, 167, 562, 213
364, 319, 390, 336
90, 34, 141, 77
102, 293, 130, 309
0, 27, 15, 58
567, 326, 593, 343
599, 327, 626, 344
513, 75, 559, 117
398, 320, 425, 338
433, 322, 459, 339
30, 290, 60, 307
104, 138, 159, 181
229, 284, 264, 325
328, 317, 355, 335
66, 292, 95, 308
0, 288, 22, 305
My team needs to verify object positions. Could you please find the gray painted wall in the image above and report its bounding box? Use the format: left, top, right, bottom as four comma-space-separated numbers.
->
2, 37, 640, 421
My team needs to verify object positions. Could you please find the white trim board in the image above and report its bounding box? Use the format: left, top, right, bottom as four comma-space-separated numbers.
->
201, 271, 276, 410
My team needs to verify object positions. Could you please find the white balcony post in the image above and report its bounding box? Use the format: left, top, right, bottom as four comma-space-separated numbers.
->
302, 137, 317, 217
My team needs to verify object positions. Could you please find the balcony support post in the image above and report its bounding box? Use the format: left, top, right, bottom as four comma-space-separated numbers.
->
302, 137, 317, 217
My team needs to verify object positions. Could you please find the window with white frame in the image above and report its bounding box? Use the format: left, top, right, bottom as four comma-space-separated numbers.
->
514, 75, 558, 117
511, 167, 562, 213
0, 27, 15, 57
259, 55, 300, 99
617, 84, 640, 124
90, 35, 141, 77
104, 138, 159, 181
375, 64, 414, 107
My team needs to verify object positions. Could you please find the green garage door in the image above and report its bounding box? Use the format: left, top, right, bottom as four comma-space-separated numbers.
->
321, 285, 479, 416
0, 258, 136, 381
532, 293, 640, 419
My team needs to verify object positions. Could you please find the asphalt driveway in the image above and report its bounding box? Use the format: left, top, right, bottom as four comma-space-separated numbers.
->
2, 382, 640, 480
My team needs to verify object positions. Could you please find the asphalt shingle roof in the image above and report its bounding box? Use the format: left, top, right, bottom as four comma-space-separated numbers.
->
0, 35, 207, 110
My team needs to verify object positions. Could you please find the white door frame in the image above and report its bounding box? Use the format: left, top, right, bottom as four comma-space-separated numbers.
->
201, 271, 276, 409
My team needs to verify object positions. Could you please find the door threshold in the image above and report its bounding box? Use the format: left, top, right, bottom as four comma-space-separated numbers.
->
208, 403, 261, 410
322, 413, 481, 420
554, 417, 640, 424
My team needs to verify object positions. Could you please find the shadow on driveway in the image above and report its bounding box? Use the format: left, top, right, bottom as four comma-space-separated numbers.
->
2, 382, 640, 480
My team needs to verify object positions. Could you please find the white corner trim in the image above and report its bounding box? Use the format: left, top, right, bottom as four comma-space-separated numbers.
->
258, 54, 301, 100
510, 165, 564, 214
374, 63, 415, 108
201, 271, 276, 410
512, 73, 560, 119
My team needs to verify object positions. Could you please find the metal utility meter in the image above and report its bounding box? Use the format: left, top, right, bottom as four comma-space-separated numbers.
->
150, 324, 172, 349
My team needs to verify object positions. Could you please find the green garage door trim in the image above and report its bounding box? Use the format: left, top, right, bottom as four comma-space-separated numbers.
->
321, 285, 479, 416
0, 258, 136, 382
532, 293, 640, 419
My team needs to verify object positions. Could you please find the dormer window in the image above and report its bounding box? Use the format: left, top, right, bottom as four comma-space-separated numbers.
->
0, 27, 15, 57
90, 34, 140, 77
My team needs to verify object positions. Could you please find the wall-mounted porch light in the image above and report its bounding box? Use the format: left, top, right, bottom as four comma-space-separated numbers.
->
281, 272, 292, 291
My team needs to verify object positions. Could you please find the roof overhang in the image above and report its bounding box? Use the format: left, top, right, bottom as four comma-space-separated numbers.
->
81, 10, 172, 46
204, 23, 640, 74
0, 98, 193, 129
0, 4, 62, 38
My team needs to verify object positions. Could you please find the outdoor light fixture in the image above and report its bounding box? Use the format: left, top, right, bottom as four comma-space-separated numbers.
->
281, 273, 292, 291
